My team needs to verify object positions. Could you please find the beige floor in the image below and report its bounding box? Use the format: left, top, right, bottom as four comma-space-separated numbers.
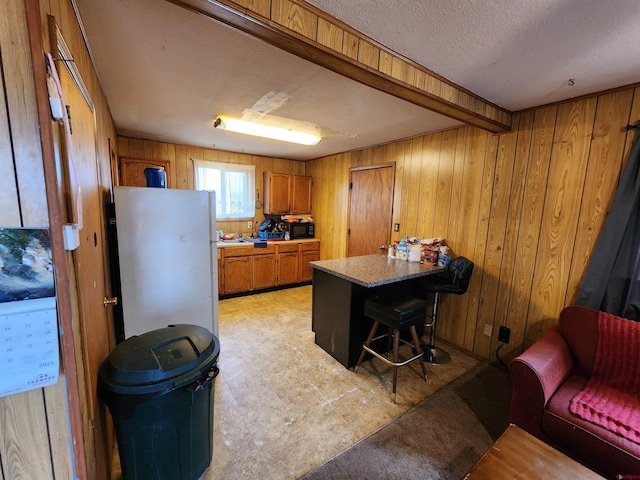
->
202, 285, 479, 480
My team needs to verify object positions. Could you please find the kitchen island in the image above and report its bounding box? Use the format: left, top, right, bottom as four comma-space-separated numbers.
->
310, 255, 445, 368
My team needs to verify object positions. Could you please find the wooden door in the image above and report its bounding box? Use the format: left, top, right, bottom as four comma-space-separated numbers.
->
347, 165, 395, 257
292, 175, 312, 214
59, 66, 112, 480
119, 157, 171, 187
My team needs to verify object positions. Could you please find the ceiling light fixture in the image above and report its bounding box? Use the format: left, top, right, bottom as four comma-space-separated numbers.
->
214, 116, 321, 146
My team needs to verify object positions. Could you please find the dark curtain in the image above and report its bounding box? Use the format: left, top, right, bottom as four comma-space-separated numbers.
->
575, 129, 640, 320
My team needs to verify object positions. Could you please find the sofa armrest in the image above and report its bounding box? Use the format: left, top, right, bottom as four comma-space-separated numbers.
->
508, 326, 573, 438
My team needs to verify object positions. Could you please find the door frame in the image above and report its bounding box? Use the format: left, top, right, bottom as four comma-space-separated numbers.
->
346, 162, 395, 257
25, 6, 89, 479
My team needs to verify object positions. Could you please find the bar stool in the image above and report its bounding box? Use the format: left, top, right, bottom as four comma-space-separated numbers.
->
354, 294, 428, 402
419, 256, 474, 364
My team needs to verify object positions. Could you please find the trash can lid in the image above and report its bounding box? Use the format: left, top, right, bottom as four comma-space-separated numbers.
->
98, 324, 220, 395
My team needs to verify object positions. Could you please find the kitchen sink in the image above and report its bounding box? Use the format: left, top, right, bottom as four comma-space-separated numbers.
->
220, 238, 260, 244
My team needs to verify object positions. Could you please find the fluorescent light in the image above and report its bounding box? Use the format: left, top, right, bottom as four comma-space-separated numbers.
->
214, 116, 321, 146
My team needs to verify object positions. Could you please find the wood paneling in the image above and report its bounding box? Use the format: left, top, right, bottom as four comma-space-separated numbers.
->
2, 0, 120, 477
0, 390, 55, 479
168, 0, 512, 132
1, 1, 75, 479
1, 0, 48, 226
0, 59, 21, 225
566, 90, 634, 305
526, 98, 597, 346
308, 87, 638, 361
117, 136, 306, 236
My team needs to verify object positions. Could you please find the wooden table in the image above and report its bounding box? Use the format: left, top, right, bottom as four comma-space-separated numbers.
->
310, 255, 445, 368
464, 424, 605, 479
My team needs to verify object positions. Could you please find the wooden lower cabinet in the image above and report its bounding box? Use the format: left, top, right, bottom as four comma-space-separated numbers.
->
278, 251, 299, 285
224, 256, 252, 294
299, 243, 320, 282
253, 254, 276, 290
217, 250, 224, 294
219, 241, 319, 295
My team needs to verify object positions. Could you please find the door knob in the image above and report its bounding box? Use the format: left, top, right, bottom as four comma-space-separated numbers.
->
103, 297, 118, 307
379, 245, 386, 251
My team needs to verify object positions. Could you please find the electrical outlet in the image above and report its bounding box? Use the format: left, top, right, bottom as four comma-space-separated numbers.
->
248, 221, 253, 229
498, 325, 511, 344
393, 223, 400, 232
483, 324, 493, 337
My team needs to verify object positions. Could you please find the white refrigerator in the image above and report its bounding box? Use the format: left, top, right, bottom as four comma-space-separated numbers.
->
113, 186, 218, 338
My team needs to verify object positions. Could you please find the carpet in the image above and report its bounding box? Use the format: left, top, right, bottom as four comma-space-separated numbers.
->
298, 362, 512, 480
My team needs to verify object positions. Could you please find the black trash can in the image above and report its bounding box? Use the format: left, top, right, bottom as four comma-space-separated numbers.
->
98, 324, 220, 480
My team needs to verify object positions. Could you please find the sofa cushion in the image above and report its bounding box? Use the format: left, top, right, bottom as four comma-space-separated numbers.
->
543, 375, 640, 476
559, 306, 598, 377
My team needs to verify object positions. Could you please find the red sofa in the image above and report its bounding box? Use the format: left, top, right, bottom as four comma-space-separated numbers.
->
509, 305, 640, 478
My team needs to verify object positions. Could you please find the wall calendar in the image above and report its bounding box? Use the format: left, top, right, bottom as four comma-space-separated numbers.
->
0, 228, 59, 397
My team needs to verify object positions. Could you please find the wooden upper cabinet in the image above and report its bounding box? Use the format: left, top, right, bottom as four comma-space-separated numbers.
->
263, 171, 291, 214
263, 171, 311, 214
119, 157, 172, 188
292, 175, 312, 214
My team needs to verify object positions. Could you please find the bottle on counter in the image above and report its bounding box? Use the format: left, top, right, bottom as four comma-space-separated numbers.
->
396, 236, 408, 260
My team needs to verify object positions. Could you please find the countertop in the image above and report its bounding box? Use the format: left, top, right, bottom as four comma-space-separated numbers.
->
310, 254, 446, 288
217, 238, 320, 248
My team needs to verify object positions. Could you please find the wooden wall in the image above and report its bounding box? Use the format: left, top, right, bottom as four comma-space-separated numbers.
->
307, 87, 640, 362
0, 0, 72, 478
117, 136, 306, 235
0, 0, 119, 478
0, 1, 72, 478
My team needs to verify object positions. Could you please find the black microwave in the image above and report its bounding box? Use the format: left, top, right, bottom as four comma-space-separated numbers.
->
289, 222, 315, 239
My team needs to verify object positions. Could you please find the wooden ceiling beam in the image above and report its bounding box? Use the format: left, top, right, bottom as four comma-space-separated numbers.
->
167, 0, 512, 133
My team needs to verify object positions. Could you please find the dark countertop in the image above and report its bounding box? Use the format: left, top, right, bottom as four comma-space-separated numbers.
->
310, 254, 446, 288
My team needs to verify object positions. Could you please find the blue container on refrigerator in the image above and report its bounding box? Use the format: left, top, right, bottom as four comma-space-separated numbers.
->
144, 167, 167, 188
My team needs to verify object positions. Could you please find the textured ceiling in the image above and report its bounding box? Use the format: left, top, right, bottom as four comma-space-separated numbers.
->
74, 0, 640, 161
308, 0, 640, 111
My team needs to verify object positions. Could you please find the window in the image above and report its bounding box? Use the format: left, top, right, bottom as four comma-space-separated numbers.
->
193, 160, 255, 219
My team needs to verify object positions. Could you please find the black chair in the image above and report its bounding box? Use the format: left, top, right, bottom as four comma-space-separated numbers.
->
419, 256, 474, 364
354, 295, 428, 402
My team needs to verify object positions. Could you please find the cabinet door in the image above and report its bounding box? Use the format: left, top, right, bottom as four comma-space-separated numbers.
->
224, 256, 252, 293
299, 248, 320, 282
277, 252, 299, 285
292, 175, 312, 214
253, 254, 276, 290
119, 157, 172, 187
218, 256, 224, 295
264, 172, 291, 214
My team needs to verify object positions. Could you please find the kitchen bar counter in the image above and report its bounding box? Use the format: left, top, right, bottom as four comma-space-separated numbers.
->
310, 254, 445, 287
310, 254, 445, 367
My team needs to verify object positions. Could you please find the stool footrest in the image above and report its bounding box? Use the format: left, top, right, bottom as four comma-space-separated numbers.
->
362, 343, 424, 368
